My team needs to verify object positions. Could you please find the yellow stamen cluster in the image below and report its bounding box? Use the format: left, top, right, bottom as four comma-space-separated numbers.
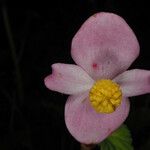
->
89, 79, 122, 113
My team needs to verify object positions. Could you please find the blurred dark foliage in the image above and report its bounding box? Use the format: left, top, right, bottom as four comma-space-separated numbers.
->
0, 0, 150, 150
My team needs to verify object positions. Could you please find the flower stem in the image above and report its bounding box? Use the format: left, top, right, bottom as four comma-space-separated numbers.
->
2, 4, 24, 104
80, 144, 96, 150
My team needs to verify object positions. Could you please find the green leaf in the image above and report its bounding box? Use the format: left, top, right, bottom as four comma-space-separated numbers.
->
99, 124, 134, 150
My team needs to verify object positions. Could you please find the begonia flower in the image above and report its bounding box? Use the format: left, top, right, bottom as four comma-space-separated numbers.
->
44, 12, 150, 144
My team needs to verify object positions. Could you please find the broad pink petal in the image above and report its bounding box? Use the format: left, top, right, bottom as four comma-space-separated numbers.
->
44, 63, 94, 95
65, 92, 130, 144
71, 12, 139, 80
114, 69, 150, 97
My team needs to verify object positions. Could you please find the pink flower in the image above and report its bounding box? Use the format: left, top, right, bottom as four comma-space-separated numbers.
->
44, 12, 150, 144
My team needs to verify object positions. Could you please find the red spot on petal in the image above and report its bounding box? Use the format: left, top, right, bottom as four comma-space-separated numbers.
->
107, 128, 113, 135
92, 63, 98, 69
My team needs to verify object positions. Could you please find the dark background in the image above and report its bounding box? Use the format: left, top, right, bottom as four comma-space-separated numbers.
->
0, 0, 150, 150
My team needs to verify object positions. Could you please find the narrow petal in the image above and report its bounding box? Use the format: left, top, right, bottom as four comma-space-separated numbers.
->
65, 92, 130, 144
44, 63, 94, 95
71, 12, 139, 80
114, 69, 150, 97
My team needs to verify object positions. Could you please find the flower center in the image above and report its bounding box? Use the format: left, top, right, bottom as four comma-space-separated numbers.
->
89, 79, 122, 113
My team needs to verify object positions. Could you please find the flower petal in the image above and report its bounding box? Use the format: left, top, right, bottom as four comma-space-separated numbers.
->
71, 12, 139, 80
114, 69, 150, 97
65, 92, 130, 144
44, 63, 94, 95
